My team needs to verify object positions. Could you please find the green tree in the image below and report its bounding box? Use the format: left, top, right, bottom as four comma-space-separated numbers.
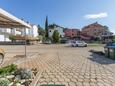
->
38, 25, 45, 36
9, 35, 16, 42
52, 30, 60, 43
45, 16, 49, 38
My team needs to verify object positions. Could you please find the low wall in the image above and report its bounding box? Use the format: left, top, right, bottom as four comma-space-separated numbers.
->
0, 42, 31, 45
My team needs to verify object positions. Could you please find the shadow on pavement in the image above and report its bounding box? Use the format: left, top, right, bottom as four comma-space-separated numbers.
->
88, 50, 115, 65
14, 55, 25, 58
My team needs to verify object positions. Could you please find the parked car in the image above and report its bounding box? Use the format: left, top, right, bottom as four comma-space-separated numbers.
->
106, 42, 115, 46
0, 48, 5, 64
71, 40, 88, 47
43, 40, 51, 44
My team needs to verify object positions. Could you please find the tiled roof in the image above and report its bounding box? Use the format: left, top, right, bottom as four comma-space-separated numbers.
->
82, 22, 104, 30
48, 24, 64, 29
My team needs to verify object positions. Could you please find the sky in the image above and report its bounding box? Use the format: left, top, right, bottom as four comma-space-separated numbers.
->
0, 0, 115, 33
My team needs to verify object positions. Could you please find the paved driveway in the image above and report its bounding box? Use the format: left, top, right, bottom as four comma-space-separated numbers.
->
1, 44, 115, 86
35, 45, 115, 86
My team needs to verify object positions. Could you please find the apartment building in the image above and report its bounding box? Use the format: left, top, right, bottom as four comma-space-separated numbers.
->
82, 22, 112, 38
64, 29, 80, 38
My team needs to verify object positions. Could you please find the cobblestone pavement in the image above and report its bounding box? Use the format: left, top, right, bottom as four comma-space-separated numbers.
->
35, 45, 115, 86
1, 44, 115, 86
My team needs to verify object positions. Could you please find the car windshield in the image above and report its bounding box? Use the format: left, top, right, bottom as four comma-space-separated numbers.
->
77, 41, 84, 43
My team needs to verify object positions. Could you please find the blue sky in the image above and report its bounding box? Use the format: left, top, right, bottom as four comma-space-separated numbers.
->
0, 0, 115, 33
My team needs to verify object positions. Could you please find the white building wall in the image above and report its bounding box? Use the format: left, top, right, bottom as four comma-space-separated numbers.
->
19, 26, 38, 37
32, 25, 38, 37
0, 28, 11, 41
6, 29, 11, 33
15, 31, 21, 35
26, 28, 29, 35
48, 27, 64, 37
0, 35, 5, 41
0, 28, 23, 42
49, 29, 55, 37
5, 37, 11, 41
0, 25, 38, 42
11, 28, 15, 35
56, 27, 64, 37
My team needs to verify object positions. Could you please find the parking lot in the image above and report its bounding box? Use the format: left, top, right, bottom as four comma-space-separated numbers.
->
1, 44, 115, 86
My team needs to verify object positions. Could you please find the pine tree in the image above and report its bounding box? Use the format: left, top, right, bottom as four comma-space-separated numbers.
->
45, 16, 49, 38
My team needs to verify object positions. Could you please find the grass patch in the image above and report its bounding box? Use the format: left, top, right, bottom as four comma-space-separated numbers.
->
88, 44, 104, 47
0, 80, 9, 86
0, 64, 17, 75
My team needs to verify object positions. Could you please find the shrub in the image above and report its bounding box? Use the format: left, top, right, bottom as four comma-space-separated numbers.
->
52, 30, 60, 43
0, 80, 9, 86
42, 37, 52, 44
9, 35, 16, 42
14, 68, 33, 79
0, 64, 17, 75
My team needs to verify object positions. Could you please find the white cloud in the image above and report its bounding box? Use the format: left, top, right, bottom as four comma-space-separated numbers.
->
85, 12, 108, 19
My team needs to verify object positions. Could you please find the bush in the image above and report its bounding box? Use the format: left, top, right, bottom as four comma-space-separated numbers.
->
42, 37, 52, 44
0, 64, 17, 75
38, 35, 43, 41
0, 80, 9, 86
9, 35, 16, 42
14, 69, 33, 79
52, 30, 60, 43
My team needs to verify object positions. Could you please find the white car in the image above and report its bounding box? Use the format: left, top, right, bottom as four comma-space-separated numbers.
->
71, 41, 88, 47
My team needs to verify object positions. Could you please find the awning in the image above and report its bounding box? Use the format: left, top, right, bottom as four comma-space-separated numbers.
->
0, 8, 31, 28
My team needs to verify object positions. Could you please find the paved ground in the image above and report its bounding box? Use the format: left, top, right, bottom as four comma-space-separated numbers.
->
1, 44, 115, 86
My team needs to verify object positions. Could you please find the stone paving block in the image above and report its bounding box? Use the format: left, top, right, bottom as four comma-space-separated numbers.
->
90, 82, 97, 86
97, 82, 104, 86
68, 82, 77, 86
83, 82, 90, 86
5, 44, 115, 86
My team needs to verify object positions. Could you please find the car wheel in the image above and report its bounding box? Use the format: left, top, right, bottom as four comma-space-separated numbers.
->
85, 45, 87, 47
76, 44, 78, 47
73, 45, 75, 47
0, 54, 4, 64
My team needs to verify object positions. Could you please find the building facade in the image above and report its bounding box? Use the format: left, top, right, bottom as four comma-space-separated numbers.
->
30, 25, 39, 37
48, 24, 65, 37
0, 25, 39, 42
64, 29, 80, 38
82, 22, 112, 38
